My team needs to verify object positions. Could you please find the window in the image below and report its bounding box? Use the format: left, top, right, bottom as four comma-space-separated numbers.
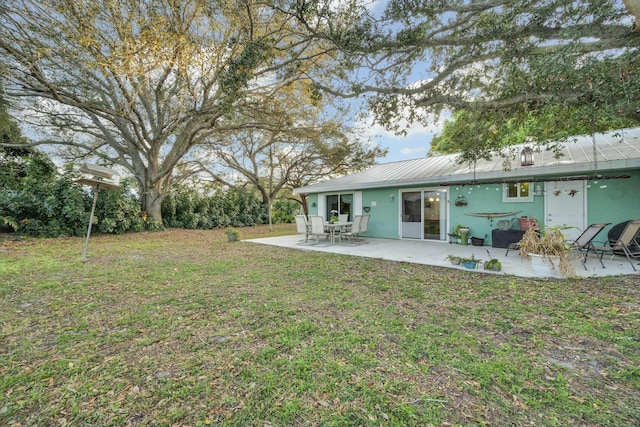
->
502, 182, 534, 203
325, 193, 353, 220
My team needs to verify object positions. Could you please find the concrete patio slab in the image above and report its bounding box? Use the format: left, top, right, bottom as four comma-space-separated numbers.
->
247, 233, 640, 278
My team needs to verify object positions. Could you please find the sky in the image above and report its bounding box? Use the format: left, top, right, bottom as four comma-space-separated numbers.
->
356, 110, 448, 164
351, 0, 448, 165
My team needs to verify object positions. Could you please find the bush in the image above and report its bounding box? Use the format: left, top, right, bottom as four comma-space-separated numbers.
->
161, 185, 268, 229
95, 181, 142, 234
271, 199, 300, 224
1, 150, 273, 236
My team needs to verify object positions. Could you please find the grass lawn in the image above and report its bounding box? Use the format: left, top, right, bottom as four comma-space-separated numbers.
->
1, 225, 639, 426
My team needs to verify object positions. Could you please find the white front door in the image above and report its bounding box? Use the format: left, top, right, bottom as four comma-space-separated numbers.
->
544, 181, 586, 241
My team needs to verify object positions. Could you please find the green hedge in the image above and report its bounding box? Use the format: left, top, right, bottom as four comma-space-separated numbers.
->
1, 156, 299, 237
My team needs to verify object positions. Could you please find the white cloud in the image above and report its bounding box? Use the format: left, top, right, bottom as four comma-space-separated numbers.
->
400, 146, 427, 155
356, 109, 448, 144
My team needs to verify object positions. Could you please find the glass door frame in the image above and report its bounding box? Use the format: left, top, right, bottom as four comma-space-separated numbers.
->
400, 188, 449, 241
324, 193, 353, 221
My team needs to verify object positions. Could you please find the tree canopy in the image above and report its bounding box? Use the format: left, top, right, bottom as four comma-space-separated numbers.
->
198, 80, 386, 208
294, 0, 640, 155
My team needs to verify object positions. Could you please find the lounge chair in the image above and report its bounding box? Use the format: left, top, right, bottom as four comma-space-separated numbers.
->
592, 219, 640, 271
567, 222, 611, 269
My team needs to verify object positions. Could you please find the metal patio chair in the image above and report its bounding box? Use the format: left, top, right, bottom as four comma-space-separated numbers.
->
309, 215, 330, 244
341, 214, 370, 242
294, 215, 310, 242
592, 219, 640, 271
567, 222, 611, 269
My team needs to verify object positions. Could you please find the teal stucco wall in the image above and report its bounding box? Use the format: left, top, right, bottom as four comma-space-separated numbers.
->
448, 183, 543, 244
585, 168, 640, 236
361, 188, 399, 239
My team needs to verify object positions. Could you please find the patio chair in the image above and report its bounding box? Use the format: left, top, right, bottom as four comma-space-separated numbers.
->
294, 215, 310, 242
309, 215, 330, 244
341, 215, 362, 242
592, 219, 640, 271
342, 214, 370, 242
566, 222, 611, 269
360, 214, 370, 235
606, 220, 640, 254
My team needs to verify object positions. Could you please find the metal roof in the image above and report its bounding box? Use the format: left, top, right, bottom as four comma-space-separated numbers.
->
294, 127, 640, 194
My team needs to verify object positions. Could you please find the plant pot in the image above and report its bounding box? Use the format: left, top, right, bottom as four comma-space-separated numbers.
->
471, 236, 484, 246
519, 217, 538, 231
528, 253, 562, 277
450, 258, 461, 265
497, 219, 513, 230
484, 263, 501, 271
462, 261, 477, 269
458, 228, 470, 245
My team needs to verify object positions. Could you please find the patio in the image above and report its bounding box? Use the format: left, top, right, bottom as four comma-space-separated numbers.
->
248, 233, 640, 278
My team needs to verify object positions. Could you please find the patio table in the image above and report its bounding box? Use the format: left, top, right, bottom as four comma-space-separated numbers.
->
324, 221, 352, 245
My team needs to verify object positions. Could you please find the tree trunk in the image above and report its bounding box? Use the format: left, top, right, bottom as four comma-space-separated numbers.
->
140, 184, 165, 224
298, 194, 309, 216
267, 198, 273, 231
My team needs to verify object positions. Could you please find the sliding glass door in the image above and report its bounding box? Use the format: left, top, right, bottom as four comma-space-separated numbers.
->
401, 189, 448, 240
325, 193, 353, 221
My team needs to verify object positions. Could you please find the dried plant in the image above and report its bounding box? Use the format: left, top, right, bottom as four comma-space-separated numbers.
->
519, 226, 576, 276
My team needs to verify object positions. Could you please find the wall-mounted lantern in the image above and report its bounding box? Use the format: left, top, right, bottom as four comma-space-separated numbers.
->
534, 184, 543, 196
520, 146, 534, 166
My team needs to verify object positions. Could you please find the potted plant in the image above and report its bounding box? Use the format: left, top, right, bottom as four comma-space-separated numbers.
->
518, 225, 575, 277
483, 258, 502, 272
459, 254, 481, 269
483, 250, 502, 271
454, 195, 468, 206
446, 254, 461, 265
449, 224, 470, 245
225, 228, 241, 242
457, 226, 470, 246
329, 209, 339, 224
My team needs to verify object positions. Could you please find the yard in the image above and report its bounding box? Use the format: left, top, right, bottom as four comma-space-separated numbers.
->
1, 225, 639, 426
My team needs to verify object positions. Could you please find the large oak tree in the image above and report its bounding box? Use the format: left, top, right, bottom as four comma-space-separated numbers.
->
0, 0, 341, 222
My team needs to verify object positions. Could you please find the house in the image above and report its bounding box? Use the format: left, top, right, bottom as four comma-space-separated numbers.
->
293, 127, 640, 247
